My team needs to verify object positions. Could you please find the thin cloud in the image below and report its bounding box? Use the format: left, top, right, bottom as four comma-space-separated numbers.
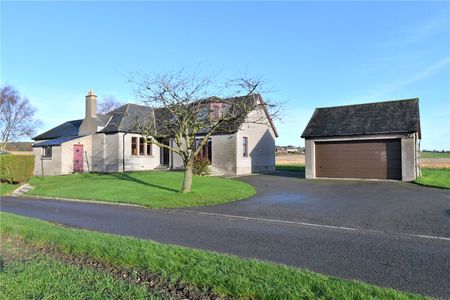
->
363, 56, 450, 99
381, 13, 449, 47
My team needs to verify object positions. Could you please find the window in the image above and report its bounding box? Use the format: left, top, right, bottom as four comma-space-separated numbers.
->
146, 141, 152, 156
243, 137, 248, 157
131, 137, 137, 155
139, 137, 145, 156
42, 146, 52, 158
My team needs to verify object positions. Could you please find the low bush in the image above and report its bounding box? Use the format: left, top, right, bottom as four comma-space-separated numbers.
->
0, 154, 34, 183
193, 157, 209, 175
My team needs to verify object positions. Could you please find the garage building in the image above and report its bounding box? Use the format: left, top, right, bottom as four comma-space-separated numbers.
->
301, 99, 421, 181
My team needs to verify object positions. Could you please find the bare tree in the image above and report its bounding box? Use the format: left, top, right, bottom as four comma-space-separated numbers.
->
98, 95, 124, 114
0, 85, 41, 149
131, 71, 281, 193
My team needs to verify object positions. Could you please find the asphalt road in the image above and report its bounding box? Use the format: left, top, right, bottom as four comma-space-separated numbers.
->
188, 172, 450, 237
2, 196, 449, 298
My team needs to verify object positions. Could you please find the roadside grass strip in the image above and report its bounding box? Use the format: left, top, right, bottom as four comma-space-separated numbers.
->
0, 212, 426, 299
0, 238, 164, 299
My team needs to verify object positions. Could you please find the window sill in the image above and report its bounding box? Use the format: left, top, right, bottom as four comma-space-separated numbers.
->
41, 157, 52, 160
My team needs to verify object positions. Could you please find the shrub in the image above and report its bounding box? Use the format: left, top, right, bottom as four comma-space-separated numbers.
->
0, 154, 34, 183
193, 157, 209, 176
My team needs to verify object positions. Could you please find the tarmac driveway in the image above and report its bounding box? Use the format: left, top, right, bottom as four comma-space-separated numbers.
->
186, 171, 450, 238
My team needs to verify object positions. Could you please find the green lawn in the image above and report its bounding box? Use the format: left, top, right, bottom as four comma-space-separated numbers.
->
1, 212, 423, 299
415, 168, 450, 189
421, 151, 450, 158
0, 240, 163, 299
276, 163, 305, 172
27, 171, 255, 208
0, 182, 18, 196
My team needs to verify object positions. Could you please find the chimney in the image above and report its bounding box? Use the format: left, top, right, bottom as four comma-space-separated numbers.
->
85, 90, 97, 118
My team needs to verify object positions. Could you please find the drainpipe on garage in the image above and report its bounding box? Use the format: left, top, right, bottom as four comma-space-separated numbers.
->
122, 133, 128, 172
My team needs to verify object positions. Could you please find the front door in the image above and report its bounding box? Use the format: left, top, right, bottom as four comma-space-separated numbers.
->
159, 139, 170, 165
73, 144, 84, 172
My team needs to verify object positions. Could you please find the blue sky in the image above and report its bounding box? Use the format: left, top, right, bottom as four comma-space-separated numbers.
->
1, 1, 449, 150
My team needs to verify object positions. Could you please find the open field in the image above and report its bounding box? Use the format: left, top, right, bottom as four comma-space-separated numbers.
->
421, 151, 450, 158
27, 171, 255, 208
0, 212, 424, 299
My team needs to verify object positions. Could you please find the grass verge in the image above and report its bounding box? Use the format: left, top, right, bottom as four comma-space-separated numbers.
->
276, 164, 305, 172
1, 212, 423, 299
415, 168, 450, 189
0, 182, 18, 196
0, 238, 163, 299
28, 171, 255, 208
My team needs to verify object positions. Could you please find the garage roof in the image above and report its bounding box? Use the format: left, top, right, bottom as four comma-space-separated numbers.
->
301, 98, 420, 138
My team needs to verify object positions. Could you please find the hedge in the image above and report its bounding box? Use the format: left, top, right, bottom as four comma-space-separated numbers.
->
0, 154, 34, 184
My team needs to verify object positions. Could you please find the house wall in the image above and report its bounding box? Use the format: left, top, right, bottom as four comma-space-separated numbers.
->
170, 139, 185, 170
234, 112, 276, 175
304, 133, 419, 181
168, 135, 238, 175
33, 145, 63, 176
60, 135, 93, 174
211, 134, 237, 175
119, 133, 160, 172
91, 133, 161, 172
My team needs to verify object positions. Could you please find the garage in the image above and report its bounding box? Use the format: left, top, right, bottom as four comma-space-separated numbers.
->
315, 139, 401, 179
301, 99, 421, 181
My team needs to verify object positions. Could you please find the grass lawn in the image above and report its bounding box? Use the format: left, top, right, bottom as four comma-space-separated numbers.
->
0, 239, 163, 299
420, 151, 450, 158
0, 182, 18, 196
27, 171, 255, 208
276, 163, 305, 172
1, 212, 423, 299
415, 168, 450, 189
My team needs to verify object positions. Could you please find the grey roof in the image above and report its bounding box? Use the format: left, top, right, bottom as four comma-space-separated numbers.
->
301, 98, 420, 138
34, 94, 278, 140
33, 136, 82, 147
98, 104, 154, 134
33, 113, 111, 141
33, 119, 83, 141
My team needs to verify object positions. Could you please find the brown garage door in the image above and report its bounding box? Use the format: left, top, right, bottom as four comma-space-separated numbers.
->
315, 139, 401, 180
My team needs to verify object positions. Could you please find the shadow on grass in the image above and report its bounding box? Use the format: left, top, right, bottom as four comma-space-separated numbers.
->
91, 172, 180, 193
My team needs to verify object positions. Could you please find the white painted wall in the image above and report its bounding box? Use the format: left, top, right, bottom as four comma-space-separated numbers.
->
33, 145, 62, 176
60, 135, 92, 174
235, 109, 276, 175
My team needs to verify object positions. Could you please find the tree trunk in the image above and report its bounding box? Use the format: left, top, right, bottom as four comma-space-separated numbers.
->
181, 161, 193, 193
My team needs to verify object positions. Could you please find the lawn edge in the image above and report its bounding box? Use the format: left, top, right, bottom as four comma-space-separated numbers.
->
15, 194, 148, 208
412, 181, 450, 190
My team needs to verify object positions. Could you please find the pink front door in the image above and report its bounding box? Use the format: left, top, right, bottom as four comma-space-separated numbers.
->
73, 144, 84, 172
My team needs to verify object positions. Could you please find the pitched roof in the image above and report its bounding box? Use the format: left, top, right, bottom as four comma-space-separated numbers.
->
301, 98, 420, 138
34, 94, 278, 140
33, 136, 82, 147
33, 119, 83, 141
33, 113, 111, 141
98, 104, 154, 134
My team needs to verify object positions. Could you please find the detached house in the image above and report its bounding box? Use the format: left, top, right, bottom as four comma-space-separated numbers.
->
32, 91, 278, 176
